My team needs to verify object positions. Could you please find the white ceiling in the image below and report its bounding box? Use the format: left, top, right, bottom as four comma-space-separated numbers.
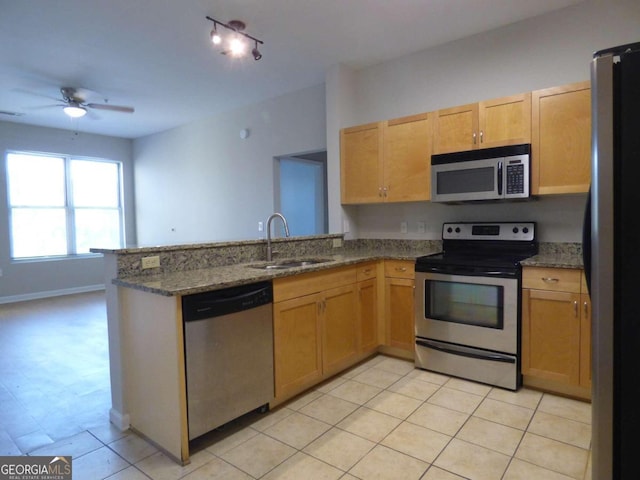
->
0, 0, 582, 139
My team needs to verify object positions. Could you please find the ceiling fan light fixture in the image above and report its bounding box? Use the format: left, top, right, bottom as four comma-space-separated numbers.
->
63, 102, 87, 118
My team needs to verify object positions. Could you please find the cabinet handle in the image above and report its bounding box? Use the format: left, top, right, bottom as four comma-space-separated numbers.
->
378, 187, 383, 197
542, 277, 559, 283
573, 300, 578, 317
584, 301, 589, 317
396, 267, 407, 272
383, 186, 388, 197
473, 131, 477, 144
362, 268, 371, 274
480, 130, 484, 143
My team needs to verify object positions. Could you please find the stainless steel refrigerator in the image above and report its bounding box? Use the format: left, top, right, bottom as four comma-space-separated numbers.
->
587, 41, 640, 479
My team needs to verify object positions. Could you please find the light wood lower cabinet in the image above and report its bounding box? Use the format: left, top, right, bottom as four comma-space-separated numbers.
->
384, 260, 415, 353
273, 294, 323, 400
522, 266, 591, 399
272, 266, 361, 403
322, 284, 358, 377
356, 262, 379, 354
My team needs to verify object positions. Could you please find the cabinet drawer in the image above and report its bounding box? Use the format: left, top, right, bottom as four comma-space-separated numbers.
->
356, 262, 377, 282
523, 267, 581, 293
384, 260, 414, 279
274, 266, 356, 303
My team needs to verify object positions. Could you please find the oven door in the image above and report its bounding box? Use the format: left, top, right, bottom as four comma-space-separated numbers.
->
414, 271, 518, 354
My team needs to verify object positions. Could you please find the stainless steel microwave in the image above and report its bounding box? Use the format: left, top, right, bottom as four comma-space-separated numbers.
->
431, 144, 530, 203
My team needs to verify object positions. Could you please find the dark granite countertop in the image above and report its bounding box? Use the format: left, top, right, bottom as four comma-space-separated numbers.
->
520, 253, 584, 269
113, 248, 439, 296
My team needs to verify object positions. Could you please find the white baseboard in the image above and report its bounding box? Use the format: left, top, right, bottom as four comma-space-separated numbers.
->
0, 284, 105, 304
110, 408, 131, 431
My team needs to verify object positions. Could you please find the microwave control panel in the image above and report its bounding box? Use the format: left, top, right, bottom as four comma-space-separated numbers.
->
506, 162, 525, 194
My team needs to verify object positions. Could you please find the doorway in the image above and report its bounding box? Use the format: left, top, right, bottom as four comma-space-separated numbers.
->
275, 151, 328, 236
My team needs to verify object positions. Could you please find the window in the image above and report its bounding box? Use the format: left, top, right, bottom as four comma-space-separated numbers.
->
6, 151, 124, 259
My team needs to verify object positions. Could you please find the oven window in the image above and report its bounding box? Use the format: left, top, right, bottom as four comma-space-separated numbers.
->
437, 167, 495, 194
425, 280, 504, 329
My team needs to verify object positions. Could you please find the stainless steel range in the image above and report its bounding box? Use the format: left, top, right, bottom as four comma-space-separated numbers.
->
414, 222, 538, 390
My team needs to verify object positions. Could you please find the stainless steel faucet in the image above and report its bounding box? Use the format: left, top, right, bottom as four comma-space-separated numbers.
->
266, 213, 290, 261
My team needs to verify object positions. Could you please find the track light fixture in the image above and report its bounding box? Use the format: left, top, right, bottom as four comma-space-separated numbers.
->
206, 16, 264, 60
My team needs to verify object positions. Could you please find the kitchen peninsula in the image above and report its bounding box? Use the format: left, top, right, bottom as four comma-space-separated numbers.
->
92, 234, 440, 464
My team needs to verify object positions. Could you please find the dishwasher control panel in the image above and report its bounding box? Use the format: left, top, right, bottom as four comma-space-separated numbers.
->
182, 281, 273, 321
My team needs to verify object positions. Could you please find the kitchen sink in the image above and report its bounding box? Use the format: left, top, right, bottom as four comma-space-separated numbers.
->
248, 258, 333, 270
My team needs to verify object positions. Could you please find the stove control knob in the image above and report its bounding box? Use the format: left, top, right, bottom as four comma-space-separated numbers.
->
513, 227, 519, 234
455, 227, 461, 233
447, 227, 453, 233
523, 227, 529, 234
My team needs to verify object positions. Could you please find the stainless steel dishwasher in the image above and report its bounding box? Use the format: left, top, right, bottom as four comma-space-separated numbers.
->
182, 281, 273, 440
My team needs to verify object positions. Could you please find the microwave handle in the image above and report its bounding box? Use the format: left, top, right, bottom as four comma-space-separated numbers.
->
497, 161, 503, 196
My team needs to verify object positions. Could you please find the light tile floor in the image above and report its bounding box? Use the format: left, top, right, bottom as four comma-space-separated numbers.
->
0, 293, 593, 479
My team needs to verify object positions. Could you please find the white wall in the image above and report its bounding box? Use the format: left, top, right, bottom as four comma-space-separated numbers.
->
133, 84, 326, 245
0, 121, 134, 302
327, 0, 640, 242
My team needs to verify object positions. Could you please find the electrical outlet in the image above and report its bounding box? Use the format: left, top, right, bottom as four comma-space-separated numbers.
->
141, 256, 160, 269
417, 221, 426, 234
400, 221, 408, 234
332, 238, 343, 248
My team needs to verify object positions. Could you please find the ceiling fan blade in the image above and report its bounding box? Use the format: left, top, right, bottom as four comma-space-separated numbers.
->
86, 103, 134, 113
13, 87, 62, 102
25, 103, 65, 110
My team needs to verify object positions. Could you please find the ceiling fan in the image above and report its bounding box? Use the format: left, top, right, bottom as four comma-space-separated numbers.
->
57, 87, 135, 118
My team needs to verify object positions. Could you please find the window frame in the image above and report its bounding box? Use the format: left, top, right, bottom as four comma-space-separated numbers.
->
6, 150, 125, 261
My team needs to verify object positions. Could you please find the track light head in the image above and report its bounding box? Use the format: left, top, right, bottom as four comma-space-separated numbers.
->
210, 27, 221, 45
252, 42, 262, 61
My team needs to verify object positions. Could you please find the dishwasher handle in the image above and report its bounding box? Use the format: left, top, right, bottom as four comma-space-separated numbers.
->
182, 281, 273, 321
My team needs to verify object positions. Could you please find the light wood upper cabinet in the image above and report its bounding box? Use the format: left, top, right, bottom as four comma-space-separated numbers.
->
433, 93, 531, 154
383, 113, 432, 202
479, 93, 532, 148
340, 122, 383, 204
341, 114, 432, 204
532, 81, 591, 195
433, 103, 478, 154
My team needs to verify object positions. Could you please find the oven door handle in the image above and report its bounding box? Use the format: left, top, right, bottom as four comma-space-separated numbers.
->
416, 339, 516, 364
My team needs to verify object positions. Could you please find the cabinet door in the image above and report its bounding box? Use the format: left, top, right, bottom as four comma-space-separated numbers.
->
273, 294, 322, 400
433, 103, 478, 154
580, 293, 592, 388
385, 277, 415, 351
383, 113, 432, 202
522, 289, 581, 385
322, 284, 358, 377
532, 81, 591, 195
357, 278, 378, 354
340, 122, 383, 204
479, 93, 531, 148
